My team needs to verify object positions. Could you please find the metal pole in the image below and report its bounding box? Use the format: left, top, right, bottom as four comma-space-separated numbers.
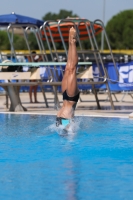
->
101, 0, 106, 52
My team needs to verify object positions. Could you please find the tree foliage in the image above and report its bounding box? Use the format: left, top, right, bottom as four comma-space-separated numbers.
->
0, 31, 10, 50
0, 30, 28, 50
105, 10, 133, 49
42, 9, 79, 21
13, 34, 27, 50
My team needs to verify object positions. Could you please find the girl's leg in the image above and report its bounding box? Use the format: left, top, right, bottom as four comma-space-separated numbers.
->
61, 69, 69, 93
34, 86, 38, 103
29, 86, 33, 103
62, 27, 79, 97
66, 27, 78, 96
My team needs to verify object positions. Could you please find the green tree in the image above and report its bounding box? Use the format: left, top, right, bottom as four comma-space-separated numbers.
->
105, 10, 133, 49
42, 9, 79, 21
27, 32, 40, 50
13, 34, 27, 50
0, 31, 28, 50
0, 31, 10, 50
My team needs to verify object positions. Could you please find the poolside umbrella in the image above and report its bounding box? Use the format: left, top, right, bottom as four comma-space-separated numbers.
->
0, 12, 44, 27
42, 18, 103, 42
77, 67, 93, 79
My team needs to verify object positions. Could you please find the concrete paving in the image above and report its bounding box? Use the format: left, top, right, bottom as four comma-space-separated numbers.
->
0, 91, 133, 118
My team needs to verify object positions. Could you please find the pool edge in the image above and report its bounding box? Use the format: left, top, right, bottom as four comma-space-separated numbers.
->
0, 111, 130, 119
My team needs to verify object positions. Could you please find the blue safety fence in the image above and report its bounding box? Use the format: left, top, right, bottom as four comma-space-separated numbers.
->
78, 61, 133, 92
19, 65, 64, 92
1, 62, 133, 93
39, 65, 64, 92
0, 80, 5, 92
107, 61, 133, 91
77, 63, 106, 91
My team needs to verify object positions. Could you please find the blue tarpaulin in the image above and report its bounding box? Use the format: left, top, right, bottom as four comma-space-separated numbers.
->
77, 61, 133, 91
93, 61, 133, 91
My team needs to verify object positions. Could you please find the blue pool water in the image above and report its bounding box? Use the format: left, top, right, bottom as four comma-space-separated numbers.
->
0, 114, 133, 200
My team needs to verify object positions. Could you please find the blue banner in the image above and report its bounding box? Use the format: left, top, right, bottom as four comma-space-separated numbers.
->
92, 61, 133, 91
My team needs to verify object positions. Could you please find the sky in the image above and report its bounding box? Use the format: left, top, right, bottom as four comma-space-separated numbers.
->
0, 0, 133, 25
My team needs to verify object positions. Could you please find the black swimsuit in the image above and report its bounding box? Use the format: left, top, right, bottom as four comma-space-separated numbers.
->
63, 90, 80, 102
56, 91, 80, 127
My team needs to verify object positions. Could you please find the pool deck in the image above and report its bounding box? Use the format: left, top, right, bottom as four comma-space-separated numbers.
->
0, 91, 133, 118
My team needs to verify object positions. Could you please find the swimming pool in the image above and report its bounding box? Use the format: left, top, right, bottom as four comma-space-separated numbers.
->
0, 113, 133, 200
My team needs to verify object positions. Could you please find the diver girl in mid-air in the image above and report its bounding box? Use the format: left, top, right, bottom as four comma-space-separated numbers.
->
56, 27, 80, 134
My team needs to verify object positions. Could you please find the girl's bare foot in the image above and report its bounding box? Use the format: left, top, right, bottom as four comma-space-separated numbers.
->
69, 27, 77, 44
